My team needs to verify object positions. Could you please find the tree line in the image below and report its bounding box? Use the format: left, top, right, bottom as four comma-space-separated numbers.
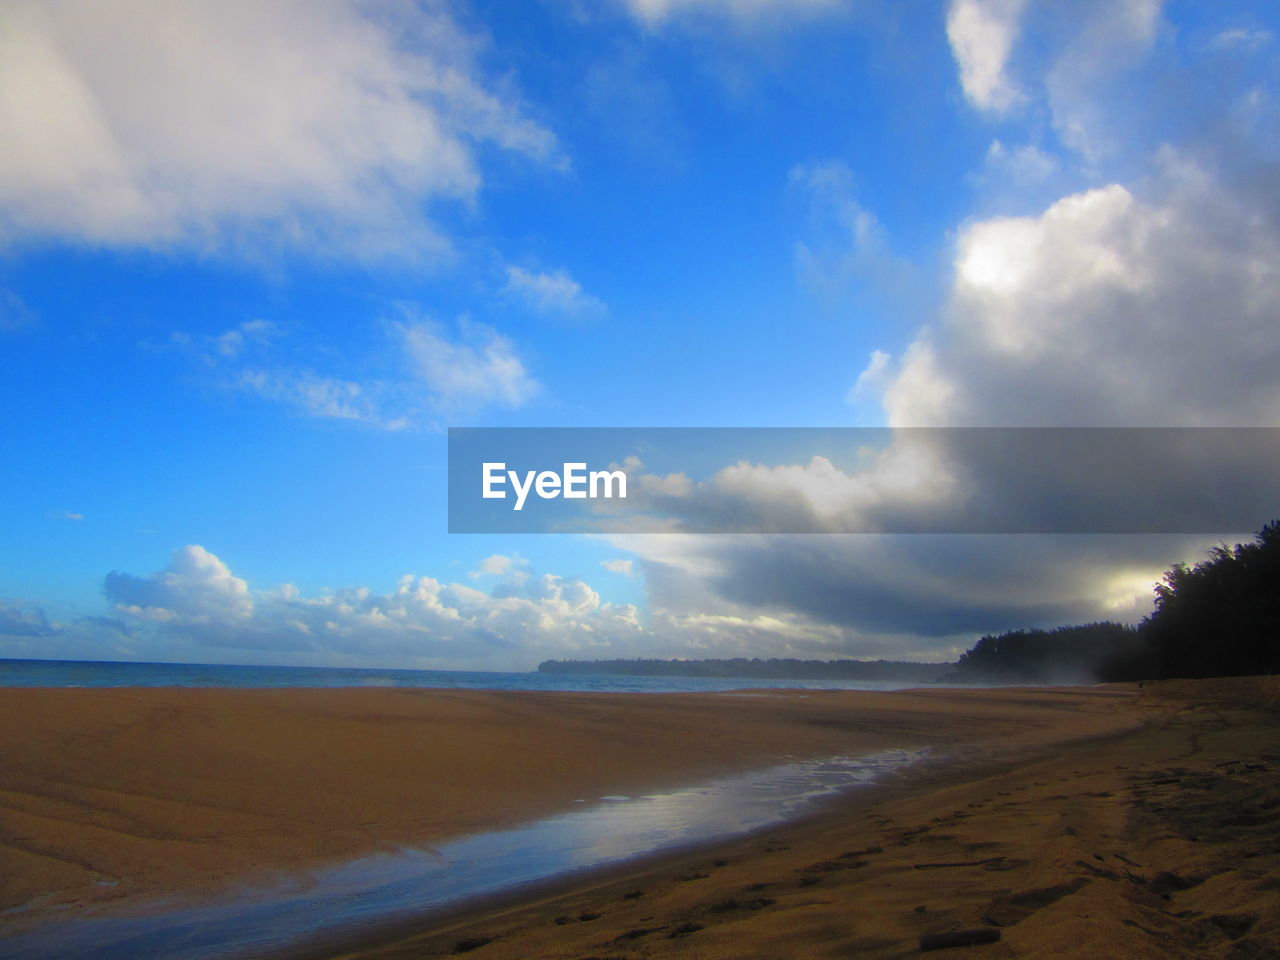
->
950, 520, 1280, 684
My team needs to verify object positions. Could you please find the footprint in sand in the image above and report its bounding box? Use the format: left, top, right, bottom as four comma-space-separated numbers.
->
667, 922, 705, 938
452, 935, 495, 953
614, 925, 665, 941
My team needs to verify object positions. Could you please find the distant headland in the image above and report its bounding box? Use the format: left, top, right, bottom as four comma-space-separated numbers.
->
536, 658, 952, 682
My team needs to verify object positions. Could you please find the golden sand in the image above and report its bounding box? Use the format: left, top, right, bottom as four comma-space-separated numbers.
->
3, 681, 1276, 957
319, 679, 1280, 960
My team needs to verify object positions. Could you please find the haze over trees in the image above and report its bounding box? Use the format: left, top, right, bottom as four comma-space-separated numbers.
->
947, 622, 1142, 685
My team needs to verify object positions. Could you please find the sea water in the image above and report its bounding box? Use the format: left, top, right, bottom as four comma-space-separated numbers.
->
0, 658, 923, 693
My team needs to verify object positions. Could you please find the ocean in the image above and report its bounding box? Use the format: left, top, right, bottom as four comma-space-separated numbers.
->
0, 658, 921, 693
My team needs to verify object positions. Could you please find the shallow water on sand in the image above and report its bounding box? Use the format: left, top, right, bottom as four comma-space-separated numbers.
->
0, 749, 928, 960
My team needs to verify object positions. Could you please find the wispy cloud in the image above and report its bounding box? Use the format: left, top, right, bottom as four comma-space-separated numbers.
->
213, 319, 278, 359
0, 601, 59, 638
401, 318, 540, 412
618, 0, 846, 29
157, 311, 542, 429
156, 319, 412, 429
233, 369, 408, 430
789, 160, 918, 320
0, 290, 36, 332
1208, 27, 1272, 51
502, 266, 606, 320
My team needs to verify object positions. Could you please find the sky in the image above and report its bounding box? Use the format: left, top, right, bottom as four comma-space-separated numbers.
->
1, 0, 1278, 670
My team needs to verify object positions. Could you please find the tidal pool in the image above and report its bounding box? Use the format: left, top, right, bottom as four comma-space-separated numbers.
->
0, 747, 927, 960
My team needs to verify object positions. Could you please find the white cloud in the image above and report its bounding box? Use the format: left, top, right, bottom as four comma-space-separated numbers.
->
611, 18, 1276, 664
401, 318, 539, 411
502, 266, 606, 319
471, 554, 520, 580
847, 349, 892, 404
602, 158, 1280, 653
105, 545, 254, 623
883, 172, 1280, 428
945, 0, 1029, 113
0, 0, 561, 259
48, 510, 84, 521
100, 546, 645, 670
620, 0, 845, 28
22, 527, 1208, 667
603, 0, 1279, 663
601, 559, 635, 576
946, 0, 1168, 159
88, 542, 1015, 665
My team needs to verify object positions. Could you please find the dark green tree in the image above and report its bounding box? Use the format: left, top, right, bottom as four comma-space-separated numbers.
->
1141, 520, 1280, 678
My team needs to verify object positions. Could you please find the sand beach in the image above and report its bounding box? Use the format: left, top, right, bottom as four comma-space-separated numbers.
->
1, 680, 1277, 958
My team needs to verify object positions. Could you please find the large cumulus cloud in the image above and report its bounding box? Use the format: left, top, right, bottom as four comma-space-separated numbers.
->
885, 175, 1280, 429
602, 1, 1280, 658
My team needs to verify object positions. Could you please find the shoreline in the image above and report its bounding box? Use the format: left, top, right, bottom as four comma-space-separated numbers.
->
1, 683, 1145, 954
305, 678, 1280, 960
283, 725, 1146, 960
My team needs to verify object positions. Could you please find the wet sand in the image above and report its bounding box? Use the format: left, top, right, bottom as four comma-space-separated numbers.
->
0, 683, 1137, 940
309, 678, 1280, 960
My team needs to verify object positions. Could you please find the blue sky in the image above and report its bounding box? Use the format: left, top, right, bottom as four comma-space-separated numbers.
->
1, 0, 1277, 669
